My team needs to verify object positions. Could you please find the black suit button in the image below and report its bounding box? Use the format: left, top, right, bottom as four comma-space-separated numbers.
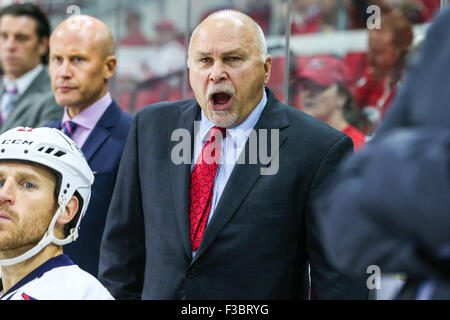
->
186, 268, 196, 279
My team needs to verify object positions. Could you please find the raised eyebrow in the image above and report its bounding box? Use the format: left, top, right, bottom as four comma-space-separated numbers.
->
193, 49, 248, 61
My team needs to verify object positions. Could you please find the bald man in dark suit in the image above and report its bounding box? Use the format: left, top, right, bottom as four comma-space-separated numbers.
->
99, 10, 367, 300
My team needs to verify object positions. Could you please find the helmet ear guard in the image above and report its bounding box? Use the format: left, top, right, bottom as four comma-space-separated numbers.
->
0, 127, 94, 266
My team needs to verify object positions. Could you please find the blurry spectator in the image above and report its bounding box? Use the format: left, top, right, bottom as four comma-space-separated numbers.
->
352, 10, 412, 134
297, 55, 367, 150
291, 0, 328, 34
144, 19, 185, 78
119, 11, 150, 46
0, 3, 62, 133
289, 0, 341, 34
385, 0, 436, 23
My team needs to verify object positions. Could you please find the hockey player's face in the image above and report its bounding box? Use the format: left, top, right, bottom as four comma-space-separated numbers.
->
0, 161, 57, 259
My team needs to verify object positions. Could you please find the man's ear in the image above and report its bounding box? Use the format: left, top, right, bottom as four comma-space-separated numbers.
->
104, 55, 117, 80
263, 55, 272, 85
56, 195, 79, 226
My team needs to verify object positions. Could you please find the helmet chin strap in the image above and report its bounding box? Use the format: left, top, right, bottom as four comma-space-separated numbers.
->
0, 197, 77, 267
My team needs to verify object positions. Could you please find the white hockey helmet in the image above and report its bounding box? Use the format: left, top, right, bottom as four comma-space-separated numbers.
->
0, 127, 94, 266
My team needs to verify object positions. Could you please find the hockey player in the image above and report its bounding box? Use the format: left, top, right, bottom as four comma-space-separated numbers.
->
0, 127, 113, 299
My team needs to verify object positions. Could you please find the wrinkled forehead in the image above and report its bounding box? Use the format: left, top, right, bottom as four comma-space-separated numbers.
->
190, 16, 258, 54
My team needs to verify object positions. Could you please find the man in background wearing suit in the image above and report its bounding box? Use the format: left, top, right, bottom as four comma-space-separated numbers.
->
0, 3, 62, 133
46, 15, 133, 277
99, 10, 367, 299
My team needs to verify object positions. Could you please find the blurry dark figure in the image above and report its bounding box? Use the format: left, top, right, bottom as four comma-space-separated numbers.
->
317, 8, 450, 300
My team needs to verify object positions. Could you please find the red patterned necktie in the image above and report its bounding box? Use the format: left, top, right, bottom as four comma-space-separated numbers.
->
189, 126, 226, 252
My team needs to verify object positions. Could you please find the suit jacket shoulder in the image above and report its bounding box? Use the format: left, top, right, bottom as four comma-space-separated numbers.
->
0, 68, 63, 133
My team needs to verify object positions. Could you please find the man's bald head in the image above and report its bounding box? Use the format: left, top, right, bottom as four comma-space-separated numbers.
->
49, 14, 117, 116
188, 10, 268, 64
51, 15, 115, 58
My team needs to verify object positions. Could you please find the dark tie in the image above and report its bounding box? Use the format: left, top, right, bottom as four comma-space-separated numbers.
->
189, 126, 226, 252
61, 120, 77, 138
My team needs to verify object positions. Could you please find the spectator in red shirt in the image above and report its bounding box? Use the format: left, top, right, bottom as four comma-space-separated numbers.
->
352, 10, 413, 134
297, 55, 367, 151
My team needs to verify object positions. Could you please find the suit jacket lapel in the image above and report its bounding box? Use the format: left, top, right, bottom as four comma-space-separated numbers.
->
167, 100, 200, 261
81, 101, 120, 161
192, 89, 290, 262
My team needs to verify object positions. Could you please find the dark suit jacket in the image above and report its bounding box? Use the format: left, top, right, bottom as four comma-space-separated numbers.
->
47, 100, 133, 276
0, 67, 63, 133
99, 88, 367, 299
317, 128, 450, 299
